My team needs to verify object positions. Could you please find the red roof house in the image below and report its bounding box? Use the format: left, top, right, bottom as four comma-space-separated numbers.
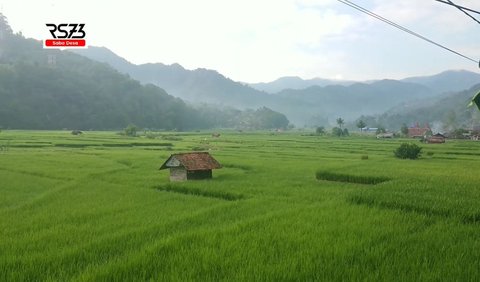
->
408, 123, 431, 138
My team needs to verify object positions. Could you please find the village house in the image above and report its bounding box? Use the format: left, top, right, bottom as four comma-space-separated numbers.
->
408, 123, 431, 138
425, 133, 446, 144
159, 152, 222, 181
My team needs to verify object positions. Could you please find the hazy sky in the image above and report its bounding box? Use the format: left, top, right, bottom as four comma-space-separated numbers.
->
1, 0, 479, 82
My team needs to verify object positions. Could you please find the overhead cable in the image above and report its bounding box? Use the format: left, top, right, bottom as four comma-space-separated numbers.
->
336, 0, 479, 66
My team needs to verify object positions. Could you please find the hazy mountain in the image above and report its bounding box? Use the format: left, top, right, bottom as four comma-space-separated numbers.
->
249, 70, 480, 95
248, 76, 355, 93
371, 84, 480, 131
0, 14, 292, 131
275, 80, 436, 122
74, 46, 443, 125
73, 47, 273, 109
402, 70, 480, 94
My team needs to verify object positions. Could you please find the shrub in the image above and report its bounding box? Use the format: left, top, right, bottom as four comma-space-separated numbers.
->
394, 143, 422, 159
361, 155, 369, 160
426, 151, 434, 157
316, 126, 325, 135
332, 127, 343, 136
145, 131, 157, 139
124, 124, 138, 137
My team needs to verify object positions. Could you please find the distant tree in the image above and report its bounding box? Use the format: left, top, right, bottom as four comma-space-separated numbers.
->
332, 127, 343, 137
124, 124, 138, 137
376, 126, 386, 134
316, 126, 325, 135
356, 120, 366, 132
400, 123, 409, 136
0, 13, 13, 36
336, 117, 345, 129
451, 128, 469, 139
358, 115, 378, 129
343, 128, 349, 136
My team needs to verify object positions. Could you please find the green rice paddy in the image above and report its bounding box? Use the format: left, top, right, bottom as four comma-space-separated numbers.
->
1, 130, 480, 281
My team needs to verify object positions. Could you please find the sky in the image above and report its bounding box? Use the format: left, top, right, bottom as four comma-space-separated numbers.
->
1, 0, 479, 83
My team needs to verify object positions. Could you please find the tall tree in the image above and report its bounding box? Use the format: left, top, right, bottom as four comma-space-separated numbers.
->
356, 120, 366, 132
336, 117, 345, 129
0, 13, 12, 35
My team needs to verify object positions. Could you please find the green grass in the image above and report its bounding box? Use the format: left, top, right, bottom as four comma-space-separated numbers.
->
1, 130, 480, 281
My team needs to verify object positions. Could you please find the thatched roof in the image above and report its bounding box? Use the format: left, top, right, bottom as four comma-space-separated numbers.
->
160, 152, 221, 170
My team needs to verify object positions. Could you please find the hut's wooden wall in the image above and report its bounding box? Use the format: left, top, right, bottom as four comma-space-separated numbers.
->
187, 170, 212, 180
169, 167, 187, 181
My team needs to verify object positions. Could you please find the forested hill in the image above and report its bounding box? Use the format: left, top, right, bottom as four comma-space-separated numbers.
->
376, 84, 480, 131
0, 16, 208, 130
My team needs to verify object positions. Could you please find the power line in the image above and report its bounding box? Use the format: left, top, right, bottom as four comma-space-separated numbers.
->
435, 0, 480, 25
434, 0, 480, 15
336, 0, 479, 66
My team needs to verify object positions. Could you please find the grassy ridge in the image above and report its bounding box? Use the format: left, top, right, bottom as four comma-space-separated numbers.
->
1, 130, 480, 280
316, 170, 390, 184
154, 184, 245, 201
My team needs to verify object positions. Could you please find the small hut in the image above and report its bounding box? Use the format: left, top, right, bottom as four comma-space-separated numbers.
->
159, 152, 222, 181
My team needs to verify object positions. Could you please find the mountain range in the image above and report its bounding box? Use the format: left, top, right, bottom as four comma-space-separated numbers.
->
250, 70, 480, 95
248, 76, 355, 93
2, 9, 480, 131
74, 47, 480, 126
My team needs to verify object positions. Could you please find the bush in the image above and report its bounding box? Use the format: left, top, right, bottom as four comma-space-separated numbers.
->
316, 126, 325, 135
426, 151, 434, 157
361, 155, 369, 160
394, 143, 422, 159
124, 124, 138, 137
332, 127, 343, 136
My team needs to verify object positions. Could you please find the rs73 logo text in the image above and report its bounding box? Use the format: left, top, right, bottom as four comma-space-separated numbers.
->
46, 24, 86, 39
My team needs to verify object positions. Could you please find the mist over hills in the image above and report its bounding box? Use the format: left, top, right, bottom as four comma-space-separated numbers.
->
73, 47, 477, 127
248, 76, 355, 93
2, 9, 479, 131
374, 84, 480, 131
73, 47, 272, 109
249, 70, 480, 95
0, 38, 199, 130
402, 70, 480, 94
0, 15, 292, 131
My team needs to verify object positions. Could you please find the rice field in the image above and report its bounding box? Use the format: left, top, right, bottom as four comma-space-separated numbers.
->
1, 130, 480, 281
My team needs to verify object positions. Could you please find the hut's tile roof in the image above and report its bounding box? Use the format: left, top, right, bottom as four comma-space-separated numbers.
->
160, 152, 221, 170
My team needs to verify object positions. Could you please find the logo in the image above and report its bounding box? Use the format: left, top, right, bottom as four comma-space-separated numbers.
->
44, 23, 87, 49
